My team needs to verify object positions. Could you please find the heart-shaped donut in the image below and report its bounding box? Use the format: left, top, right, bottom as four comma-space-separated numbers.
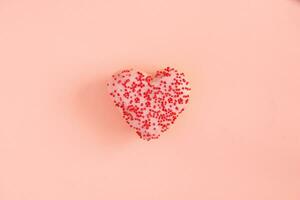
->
107, 67, 191, 140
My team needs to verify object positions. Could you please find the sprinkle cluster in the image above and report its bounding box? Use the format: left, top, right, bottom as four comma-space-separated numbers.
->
107, 67, 191, 140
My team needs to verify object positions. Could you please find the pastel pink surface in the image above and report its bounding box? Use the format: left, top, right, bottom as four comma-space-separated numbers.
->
0, 0, 299, 200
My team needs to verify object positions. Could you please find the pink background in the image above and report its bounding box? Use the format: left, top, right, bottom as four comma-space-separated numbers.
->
0, 0, 300, 199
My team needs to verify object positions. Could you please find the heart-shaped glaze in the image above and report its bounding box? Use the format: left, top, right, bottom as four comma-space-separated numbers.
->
107, 67, 191, 140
